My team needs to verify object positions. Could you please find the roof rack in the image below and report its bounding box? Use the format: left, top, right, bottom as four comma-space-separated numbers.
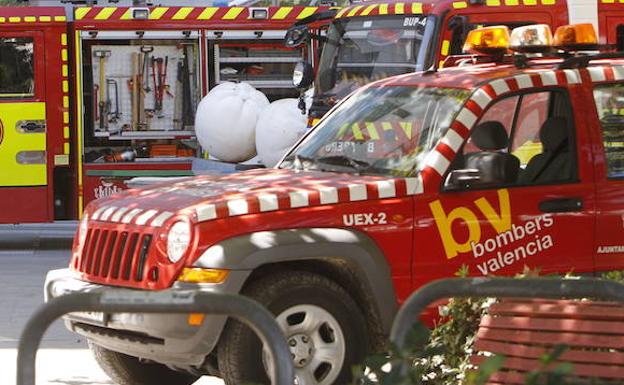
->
557, 52, 624, 69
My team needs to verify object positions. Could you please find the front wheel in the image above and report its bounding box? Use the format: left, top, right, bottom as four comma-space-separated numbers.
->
218, 271, 368, 385
89, 342, 199, 385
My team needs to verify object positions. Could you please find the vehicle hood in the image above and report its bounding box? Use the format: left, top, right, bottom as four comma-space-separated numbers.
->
88, 168, 420, 226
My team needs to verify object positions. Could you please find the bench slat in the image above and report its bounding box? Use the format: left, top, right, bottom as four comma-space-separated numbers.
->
480, 315, 624, 334
471, 354, 624, 379
488, 302, 624, 321
475, 339, 624, 365
476, 328, 624, 349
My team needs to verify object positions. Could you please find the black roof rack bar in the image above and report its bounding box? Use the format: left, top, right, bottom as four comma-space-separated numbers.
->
558, 52, 624, 69
293, 8, 338, 27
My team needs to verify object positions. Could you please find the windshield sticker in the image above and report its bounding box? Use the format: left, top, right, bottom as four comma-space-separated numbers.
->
429, 188, 555, 275
403, 17, 426, 28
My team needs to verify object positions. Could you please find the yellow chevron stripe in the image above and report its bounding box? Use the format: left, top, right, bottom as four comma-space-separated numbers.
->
296, 7, 317, 19
399, 122, 412, 139
63, 126, 70, 139
486, 0, 501, 5
173, 7, 193, 20
149, 7, 169, 20
378, 4, 388, 14
223, 7, 244, 20
61, 33, 67, 46
441, 40, 450, 56
395, 3, 405, 14
95, 7, 116, 20
541, 0, 555, 4
505, 0, 520, 4
273, 7, 293, 19
120, 9, 132, 20
352, 123, 364, 140
523, 0, 537, 4
39, 16, 51, 22
361, 5, 378, 15
9, 17, 21, 22
453, 1, 468, 8
335, 7, 349, 18
62, 65, 68, 77
198, 7, 218, 20
365, 123, 380, 140
347, 5, 364, 17
75, 8, 91, 20
411, 3, 423, 13
337, 123, 349, 139
24, 16, 36, 22
54, 16, 67, 21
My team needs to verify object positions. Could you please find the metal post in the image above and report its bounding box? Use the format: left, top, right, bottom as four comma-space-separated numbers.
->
390, 278, 624, 351
17, 290, 294, 385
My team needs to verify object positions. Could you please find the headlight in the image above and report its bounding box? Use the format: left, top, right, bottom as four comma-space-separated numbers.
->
167, 221, 191, 263
78, 214, 89, 248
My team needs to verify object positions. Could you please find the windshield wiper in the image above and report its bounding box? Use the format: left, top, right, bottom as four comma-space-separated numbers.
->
316, 155, 371, 173
281, 154, 317, 171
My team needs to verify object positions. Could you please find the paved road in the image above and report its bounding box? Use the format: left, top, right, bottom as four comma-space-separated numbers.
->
0, 249, 222, 385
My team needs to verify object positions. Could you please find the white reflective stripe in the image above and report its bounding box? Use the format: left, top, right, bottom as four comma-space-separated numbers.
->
348, 184, 367, 201
405, 175, 423, 195
470, 88, 492, 109
227, 199, 249, 216
110, 207, 130, 223
539, 71, 558, 86
440, 129, 464, 152
258, 194, 279, 212
135, 209, 158, 225
318, 187, 338, 204
376, 180, 396, 198
490, 79, 510, 95
151, 211, 174, 227
563, 69, 581, 84
613, 66, 624, 81
121, 208, 143, 224
289, 191, 309, 208
455, 108, 477, 129
91, 205, 109, 221
196, 204, 217, 222
426, 151, 451, 176
587, 67, 606, 82
99, 206, 117, 222
514, 74, 533, 89
566, 0, 598, 37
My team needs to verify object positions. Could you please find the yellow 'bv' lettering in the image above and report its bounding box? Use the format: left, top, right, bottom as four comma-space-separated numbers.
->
429, 189, 511, 259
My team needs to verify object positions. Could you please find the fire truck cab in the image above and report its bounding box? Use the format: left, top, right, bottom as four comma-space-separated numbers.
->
0, 4, 328, 224
288, 0, 624, 125
45, 22, 624, 385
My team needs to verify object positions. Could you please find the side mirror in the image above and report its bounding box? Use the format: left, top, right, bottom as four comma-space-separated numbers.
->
444, 168, 481, 190
285, 25, 309, 48
293, 61, 314, 89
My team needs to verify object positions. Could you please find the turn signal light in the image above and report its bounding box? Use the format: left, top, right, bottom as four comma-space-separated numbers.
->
463, 26, 510, 55
510, 24, 553, 53
177, 268, 229, 284
554, 24, 597, 48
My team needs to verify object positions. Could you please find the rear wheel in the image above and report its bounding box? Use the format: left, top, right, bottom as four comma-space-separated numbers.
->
89, 342, 199, 385
218, 270, 368, 385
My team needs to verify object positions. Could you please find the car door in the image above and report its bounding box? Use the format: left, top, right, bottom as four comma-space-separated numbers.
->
0, 31, 49, 222
590, 81, 624, 272
413, 87, 595, 288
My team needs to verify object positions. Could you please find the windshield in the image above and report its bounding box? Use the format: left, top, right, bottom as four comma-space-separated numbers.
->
281, 85, 470, 177
316, 15, 435, 101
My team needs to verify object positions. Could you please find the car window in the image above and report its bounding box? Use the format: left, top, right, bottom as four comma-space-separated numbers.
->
593, 83, 624, 179
449, 90, 575, 189
0, 38, 35, 99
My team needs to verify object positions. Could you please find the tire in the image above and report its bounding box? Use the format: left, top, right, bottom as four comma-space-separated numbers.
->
89, 341, 199, 385
218, 270, 368, 385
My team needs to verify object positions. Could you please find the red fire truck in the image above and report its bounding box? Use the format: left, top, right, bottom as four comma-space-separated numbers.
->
46, 22, 624, 385
287, 0, 624, 126
0, 4, 329, 224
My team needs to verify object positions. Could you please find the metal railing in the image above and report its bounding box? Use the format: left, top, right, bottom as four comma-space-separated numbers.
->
390, 277, 624, 351
17, 290, 294, 385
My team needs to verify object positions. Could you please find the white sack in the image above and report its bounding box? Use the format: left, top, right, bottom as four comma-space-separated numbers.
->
195, 82, 270, 162
256, 98, 307, 168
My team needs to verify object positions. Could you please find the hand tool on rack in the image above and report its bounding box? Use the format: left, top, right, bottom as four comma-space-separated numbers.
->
181, 45, 193, 129
93, 84, 100, 122
131, 52, 139, 131
106, 79, 121, 124
93, 50, 111, 131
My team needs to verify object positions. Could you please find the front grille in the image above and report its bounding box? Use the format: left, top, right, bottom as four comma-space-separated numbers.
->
78, 227, 153, 282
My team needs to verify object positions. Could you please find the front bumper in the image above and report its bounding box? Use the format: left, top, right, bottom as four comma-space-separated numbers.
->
45, 268, 250, 368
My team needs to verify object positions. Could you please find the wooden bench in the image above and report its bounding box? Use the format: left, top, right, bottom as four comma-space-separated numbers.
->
471, 299, 624, 384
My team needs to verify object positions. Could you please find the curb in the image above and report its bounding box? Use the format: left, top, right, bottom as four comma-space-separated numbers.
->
0, 222, 77, 250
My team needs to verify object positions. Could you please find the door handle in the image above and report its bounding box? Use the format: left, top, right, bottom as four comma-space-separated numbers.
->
16, 120, 46, 133
539, 198, 583, 213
